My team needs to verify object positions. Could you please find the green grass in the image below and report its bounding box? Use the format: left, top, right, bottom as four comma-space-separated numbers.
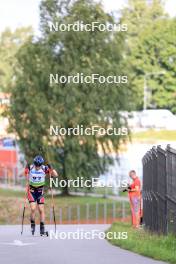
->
132, 129, 176, 141
87, 187, 116, 196
0, 188, 24, 198
0, 188, 117, 205
107, 222, 176, 264
119, 190, 128, 197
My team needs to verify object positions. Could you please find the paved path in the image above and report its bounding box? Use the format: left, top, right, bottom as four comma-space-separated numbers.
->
0, 225, 167, 264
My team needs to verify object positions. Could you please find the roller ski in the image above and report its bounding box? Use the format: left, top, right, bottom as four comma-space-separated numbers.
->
40, 222, 49, 237
31, 220, 35, 236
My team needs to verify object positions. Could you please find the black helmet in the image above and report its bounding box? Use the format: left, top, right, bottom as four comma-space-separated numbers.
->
33, 155, 44, 166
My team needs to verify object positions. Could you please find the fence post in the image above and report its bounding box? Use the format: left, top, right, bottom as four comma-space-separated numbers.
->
112, 202, 116, 221
86, 203, 90, 223
77, 205, 80, 224
122, 201, 125, 219
103, 202, 107, 224
59, 208, 62, 225
96, 202, 99, 224
50, 207, 53, 224
68, 206, 72, 224
5, 167, 8, 187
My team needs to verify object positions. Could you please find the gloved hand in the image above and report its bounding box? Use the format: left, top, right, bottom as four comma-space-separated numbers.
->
46, 164, 52, 169
46, 164, 53, 175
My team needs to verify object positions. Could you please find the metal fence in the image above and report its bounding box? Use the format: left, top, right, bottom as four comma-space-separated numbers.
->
0, 165, 20, 186
142, 145, 176, 234
0, 167, 131, 225
48, 201, 130, 225
3, 200, 130, 225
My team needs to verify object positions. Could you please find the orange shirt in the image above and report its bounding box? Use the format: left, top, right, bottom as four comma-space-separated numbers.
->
129, 177, 141, 197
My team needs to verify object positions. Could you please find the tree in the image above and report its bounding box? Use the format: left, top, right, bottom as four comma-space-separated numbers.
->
9, 0, 132, 194
0, 27, 33, 91
121, 0, 166, 47
120, 0, 176, 110
129, 18, 176, 112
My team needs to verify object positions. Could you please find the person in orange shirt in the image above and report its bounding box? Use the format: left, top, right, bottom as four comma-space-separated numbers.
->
128, 170, 142, 228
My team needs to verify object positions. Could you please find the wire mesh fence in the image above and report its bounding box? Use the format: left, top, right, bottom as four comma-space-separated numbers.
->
142, 145, 176, 234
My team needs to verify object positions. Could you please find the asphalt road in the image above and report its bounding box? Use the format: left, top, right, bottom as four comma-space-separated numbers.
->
0, 225, 167, 264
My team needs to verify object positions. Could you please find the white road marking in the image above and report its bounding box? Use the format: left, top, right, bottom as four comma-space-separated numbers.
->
0, 240, 36, 246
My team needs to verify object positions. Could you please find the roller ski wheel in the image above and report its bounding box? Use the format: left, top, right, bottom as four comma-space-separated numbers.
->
40, 231, 49, 237
40, 222, 48, 236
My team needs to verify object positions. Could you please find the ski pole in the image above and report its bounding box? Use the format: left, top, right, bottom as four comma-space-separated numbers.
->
21, 203, 26, 235
49, 172, 56, 233
21, 170, 29, 235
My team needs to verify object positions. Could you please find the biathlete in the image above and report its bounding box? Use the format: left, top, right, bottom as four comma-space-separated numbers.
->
25, 155, 58, 236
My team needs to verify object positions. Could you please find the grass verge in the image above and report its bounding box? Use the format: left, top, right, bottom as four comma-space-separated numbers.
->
107, 222, 176, 264
132, 129, 176, 141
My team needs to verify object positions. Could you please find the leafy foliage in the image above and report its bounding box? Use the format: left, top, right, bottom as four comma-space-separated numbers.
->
121, 0, 176, 112
9, 0, 131, 193
0, 27, 33, 91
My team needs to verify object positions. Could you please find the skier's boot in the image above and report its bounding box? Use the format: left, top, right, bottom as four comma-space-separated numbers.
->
40, 222, 48, 236
31, 219, 35, 235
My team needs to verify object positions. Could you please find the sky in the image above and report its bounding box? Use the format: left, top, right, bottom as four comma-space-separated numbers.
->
0, 0, 176, 33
